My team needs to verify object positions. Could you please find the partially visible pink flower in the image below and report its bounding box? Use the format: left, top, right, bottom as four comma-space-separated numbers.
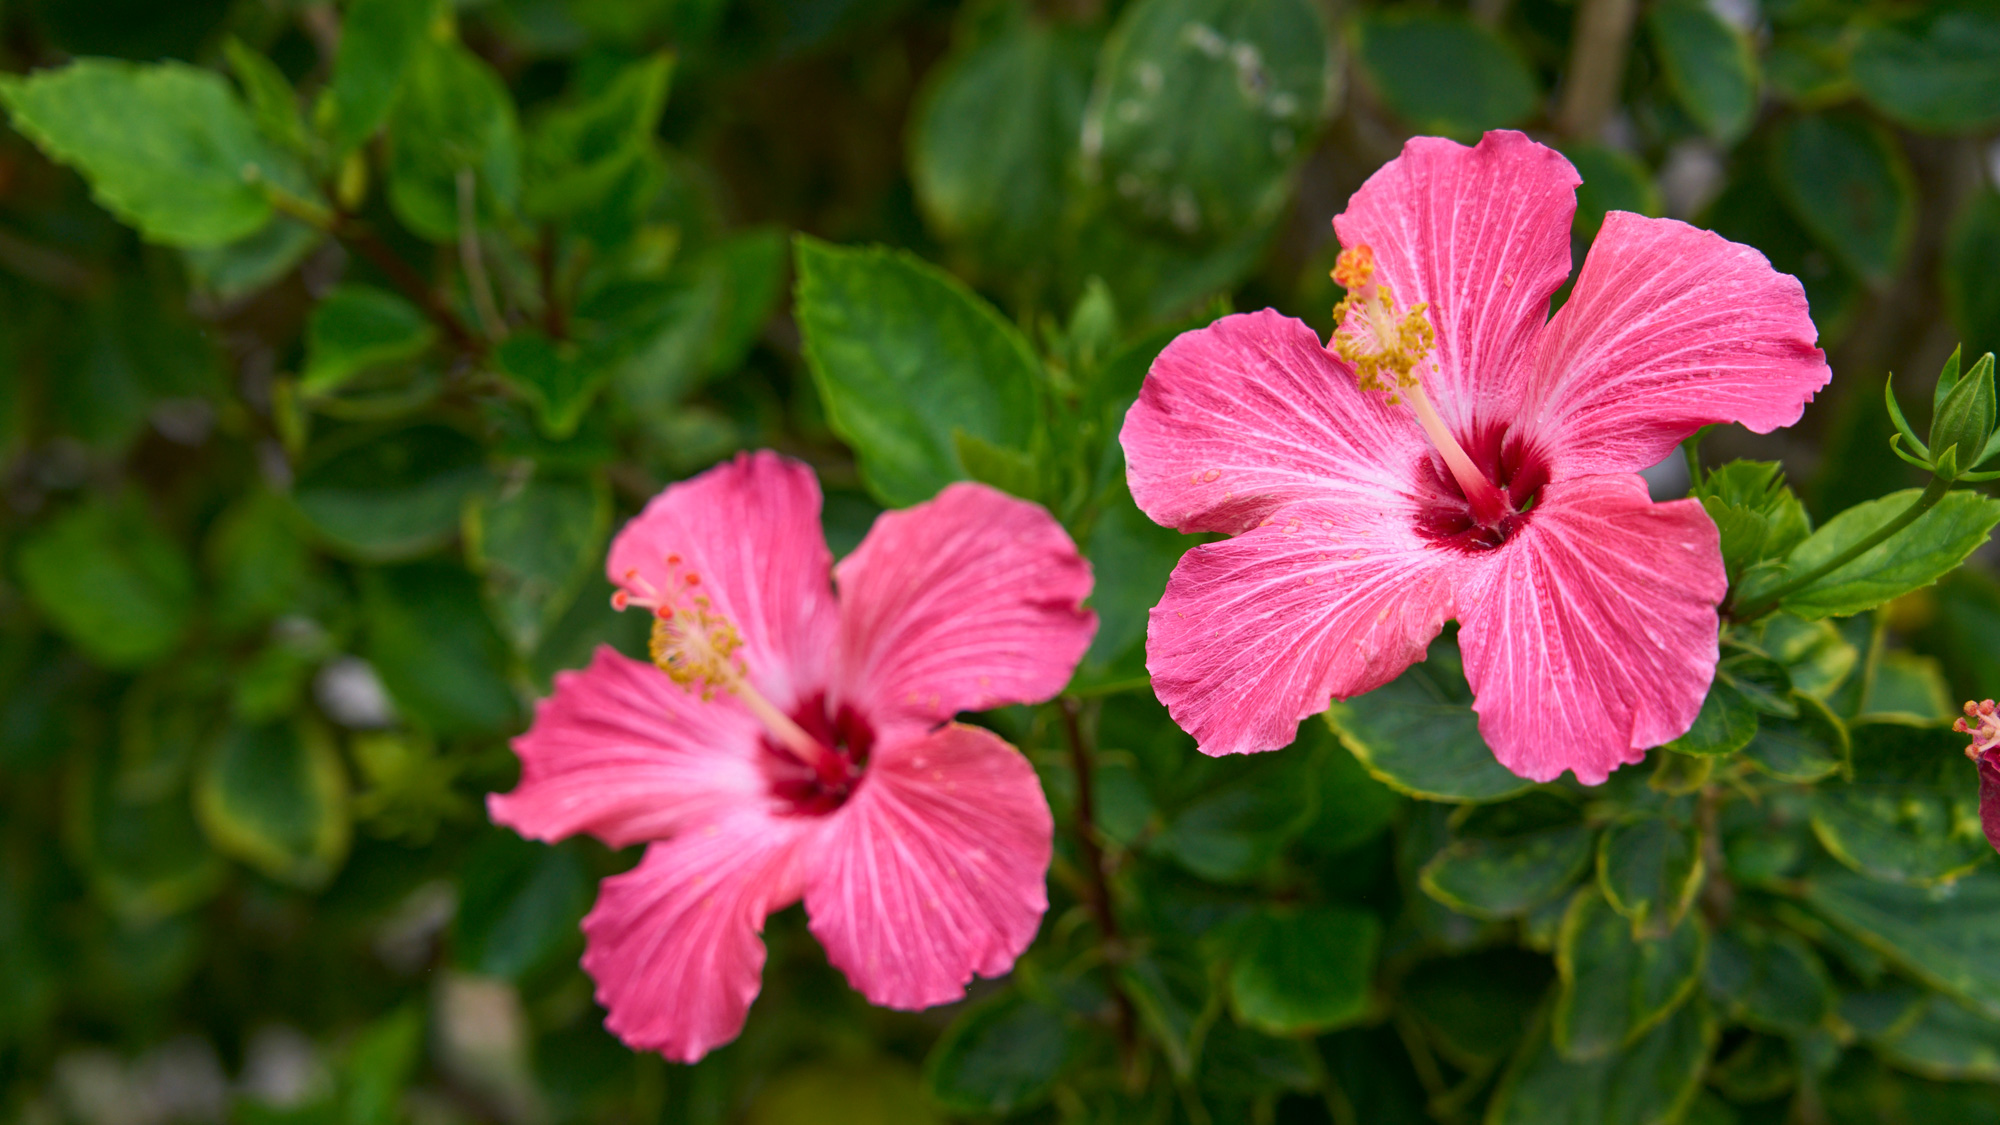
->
1956, 699, 2000, 854
489, 452, 1095, 1062
1121, 131, 1831, 785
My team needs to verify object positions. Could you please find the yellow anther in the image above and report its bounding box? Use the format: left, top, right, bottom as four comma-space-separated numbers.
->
1330, 243, 1435, 397
649, 597, 746, 700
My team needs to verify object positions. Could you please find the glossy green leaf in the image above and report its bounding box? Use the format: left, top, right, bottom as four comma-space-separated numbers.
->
344, 1006, 425, 1125
1665, 677, 1758, 757
464, 471, 610, 654
292, 424, 489, 561
1085, 0, 1331, 238
1767, 28, 1850, 108
1197, 1018, 1318, 1097
1296, 729, 1402, 858
1420, 824, 1594, 919
385, 40, 521, 242
1076, 486, 1188, 689
326, 0, 443, 152
0, 60, 293, 246
1327, 635, 1533, 803
1708, 1033, 1796, 1103
1851, 3, 2000, 133
19, 498, 195, 668
794, 237, 1041, 506
1946, 191, 2000, 358
1351, 12, 1538, 140
1228, 904, 1379, 1036
300, 285, 437, 396
1487, 997, 1714, 1125
67, 745, 224, 919
1704, 925, 1833, 1035
1742, 692, 1849, 782
1554, 889, 1707, 1061
1758, 614, 1858, 699
1648, 0, 1758, 142
1119, 946, 1212, 1076
181, 215, 322, 302
1695, 460, 1812, 583
494, 331, 608, 439
1779, 488, 2000, 619
1598, 815, 1703, 934
1862, 651, 1953, 721
1152, 753, 1316, 882
1565, 144, 1660, 240
195, 720, 351, 889
1802, 864, 2000, 1018
912, 14, 1095, 267
524, 54, 673, 219
922, 991, 1081, 1115
1400, 948, 1551, 1067
222, 37, 307, 154
1875, 993, 2000, 1082
454, 833, 591, 981
1769, 113, 1915, 285
362, 562, 519, 736
1811, 720, 1987, 886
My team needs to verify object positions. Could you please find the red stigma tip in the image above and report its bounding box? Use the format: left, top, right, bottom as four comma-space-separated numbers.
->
611, 591, 629, 610
685, 573, 701, 586
667, 553, 681, 565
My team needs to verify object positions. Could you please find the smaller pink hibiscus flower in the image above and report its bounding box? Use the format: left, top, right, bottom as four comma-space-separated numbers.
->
490, 451, 1095, 1062
1121, 130, 1832, 785
1956, 699, 2000, 854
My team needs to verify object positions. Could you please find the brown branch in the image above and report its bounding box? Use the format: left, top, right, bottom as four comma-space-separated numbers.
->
334, 219, 481, 355
1059, 697, 1140, 1080
1554, 0, 1639, 141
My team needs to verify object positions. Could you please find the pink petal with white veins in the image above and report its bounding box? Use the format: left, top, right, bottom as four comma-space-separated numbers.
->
1458, 474, 1726, 785
834, 482, 1094, 732
1520, 211, 1830, 479
1333, 130, 1580, 434
1120, 309, 1430, 535
1146, 497, 1470, 757
606, 450, 839, 713
805, 723, 1052, 1009
581, 811, 813, 1063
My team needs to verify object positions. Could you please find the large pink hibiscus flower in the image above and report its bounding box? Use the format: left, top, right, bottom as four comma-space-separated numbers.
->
489, 451, 1095, 1062
1120, 131, 1831, 784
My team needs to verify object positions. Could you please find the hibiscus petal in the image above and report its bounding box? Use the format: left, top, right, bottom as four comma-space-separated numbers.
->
1457, 474, 1726, 786
488, 647, 768, 848
1333, 130, 1580, 434
1521, 211, 1831, 477
581, 812, 812, 1063
804, 723, 1052, 1009
1146, 498, 1469, 756
607, 450, 839, 710
834, 482, 1095, 729
1978, 748, 2000, 855
1120, 309, 1430, 534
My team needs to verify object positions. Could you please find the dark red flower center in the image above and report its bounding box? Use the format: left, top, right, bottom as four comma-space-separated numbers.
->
761, 693, 873, 816
1413, 423, 1550, 552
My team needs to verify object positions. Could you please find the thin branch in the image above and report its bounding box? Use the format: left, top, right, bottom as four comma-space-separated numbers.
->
537, 223, 568, 340
1554, 0, 1639, 141
456, 168, 508, 342
1729, 475, 1952, 621
1059, 696, 1141, 1081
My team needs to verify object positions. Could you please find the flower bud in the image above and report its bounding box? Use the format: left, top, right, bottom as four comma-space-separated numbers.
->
1929, 351, 1997, 478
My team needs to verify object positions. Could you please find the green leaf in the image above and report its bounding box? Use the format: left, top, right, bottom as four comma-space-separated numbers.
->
1564, 144, 1661, 240
464, 471, 611, 654
1695, 460, 1812, 583
1327, 635, 1534, 803
195, 720, 351, 889
0, 867, 56, 1044
67, 743, 225, 920
1351, 11, 1538, 140
1851, 3, 2000, 134
223, 37, 307, 153
1767, 28, 1851, 108
1708, 1033, 1796, 1103
1598, 815, 1703, 934
385, 40, 521, 242
181, 215, 323, 302
19, 498, 195, 668
794, 237, 1042, 506
1084, 0, 1332, 238
1648, 0, 1758, 142
1810, 719, 1988, 886
1228, 904, 1379, 1036
1151, 753, 1316, 883
1420, 824, 1594, 919
1874, 993, 2000, 1082
300, 285, 438, 396
454, 833, 591, 981
1861, 651, 1951, 722
0, 59, 295, 246
1946, 191, 2000, 359
344, 1006, 425, 1125
1769, 113, 1916, 286
1554, 889, 1707, 1061
524, 54, 673, 219
1197, 1019, 1318, 1097
922, 991, 1081, 1116
1742, 692, 1849, 782
494, 331, 608, 439
362, 562, 520, 736
1075, 485, 1188, 689
1487, 997, 1715, 1125
1401, 948, 1552, 1067
951, 429, 1041, 501
1118, 946, 1212, 1076
326, 0, 443, 153
1296, 730, 1402, 857
1757, 614, 1859, 699
1778, 487, 2000, 619
1665, 677, 1758, 757
1703, 926, 1832, 1035
1801, 864, 2000, 1019
292, 424, 489, 561
912, 14, 1095, 269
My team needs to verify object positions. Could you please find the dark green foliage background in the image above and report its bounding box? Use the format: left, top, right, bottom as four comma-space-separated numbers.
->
0, 0, 1998, 1123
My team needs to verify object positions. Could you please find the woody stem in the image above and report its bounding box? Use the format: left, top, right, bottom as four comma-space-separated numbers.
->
1404, 380, 1510, 525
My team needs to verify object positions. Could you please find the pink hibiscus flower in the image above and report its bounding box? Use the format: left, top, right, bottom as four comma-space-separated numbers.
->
489, 451, 1095, 1062
1119, 131, 1831, 784
1956, 699, 2000, 854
